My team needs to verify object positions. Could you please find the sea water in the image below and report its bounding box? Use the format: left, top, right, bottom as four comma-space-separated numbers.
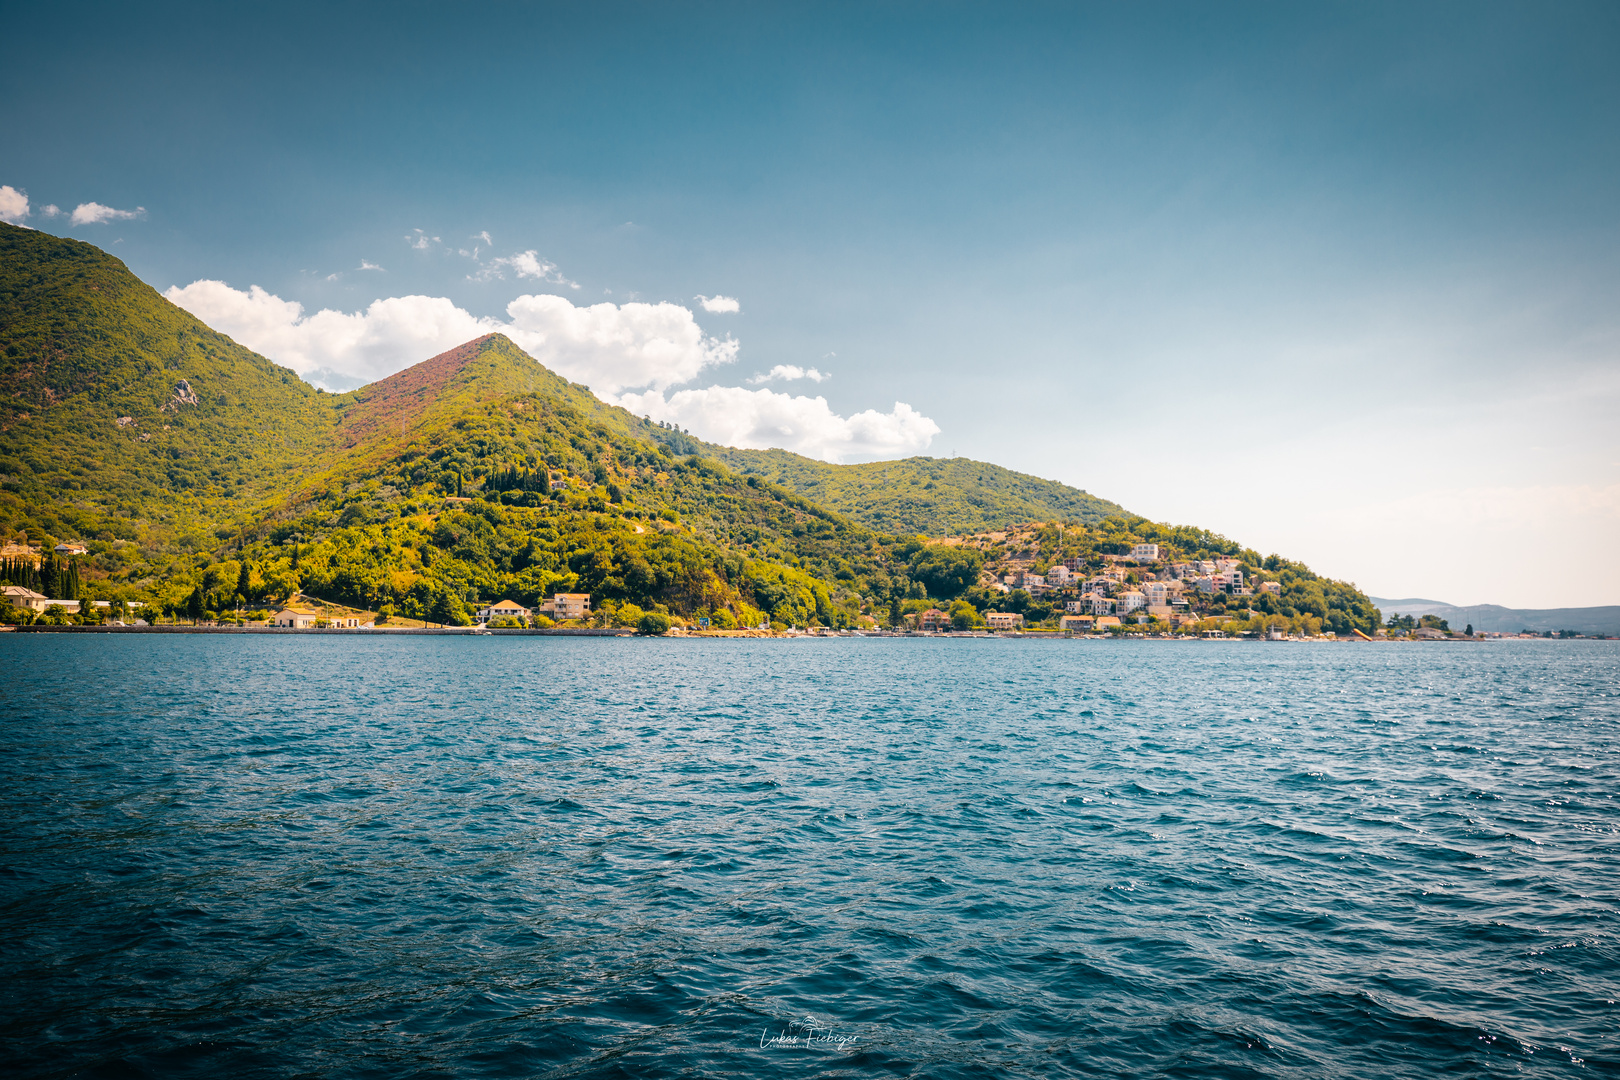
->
1, 636, 1615, 1078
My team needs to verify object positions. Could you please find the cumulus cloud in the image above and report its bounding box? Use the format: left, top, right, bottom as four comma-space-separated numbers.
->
503, 294, 735, 393
160, 280, 938, 459
359, 260, 384, 271
165, 281, 495, 388
748, 364, 828, 384
469, 249, 580, 289
696, 294, 740, 313
41, 204, 60, 217
163, 281, 737, 394
71, 202, 145, 225
0, 185, 29, 225
615, 386, 938, 463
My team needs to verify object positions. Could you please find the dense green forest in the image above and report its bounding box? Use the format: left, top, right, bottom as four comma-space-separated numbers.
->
0, 223, 1381, 632
703, 447, 1125, 536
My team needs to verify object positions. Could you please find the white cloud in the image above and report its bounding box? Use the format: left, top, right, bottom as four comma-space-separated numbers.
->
160, 279, 939, 460
359, 260, 384, 271
70, 202, 145, 225
474, 230, 492, 246
164, 281, 496, 388
503, 294, 736, 393
0, 186, 29, 224
405, 229, 439, 250
748, 364, 828, 384
41, 204, 60, 218
615, 386, 938, 463
696, 294, 741, 313
472, 249, 580, 289
163, 282, 738, 394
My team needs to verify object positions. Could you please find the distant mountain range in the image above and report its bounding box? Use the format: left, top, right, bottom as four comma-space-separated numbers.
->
1369, 597, 1620, 636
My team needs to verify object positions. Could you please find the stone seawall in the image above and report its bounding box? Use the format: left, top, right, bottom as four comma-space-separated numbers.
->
10, 625, 637, 637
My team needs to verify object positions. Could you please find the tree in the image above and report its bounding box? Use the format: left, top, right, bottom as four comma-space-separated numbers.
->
908, 545, 982, 601
236, 561, 252, 605
186, 587, 205, 624
949, 599, 980, 630
637, 611, 672, 635
428, 585, 470, 626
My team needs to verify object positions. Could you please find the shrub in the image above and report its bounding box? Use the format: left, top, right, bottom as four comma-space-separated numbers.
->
637, 611, 672, 635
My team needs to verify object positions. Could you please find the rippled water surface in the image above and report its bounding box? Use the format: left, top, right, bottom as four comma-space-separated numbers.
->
2, 636, 1617, 1078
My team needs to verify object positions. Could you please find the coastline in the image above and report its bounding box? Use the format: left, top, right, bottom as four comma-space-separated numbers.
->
3, 624, 1525, 641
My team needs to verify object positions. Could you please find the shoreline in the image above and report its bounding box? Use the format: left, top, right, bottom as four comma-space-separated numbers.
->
1, 625, 1545, 641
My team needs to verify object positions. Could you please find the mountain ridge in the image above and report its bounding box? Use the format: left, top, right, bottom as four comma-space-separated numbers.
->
1367, 597, 1620, 636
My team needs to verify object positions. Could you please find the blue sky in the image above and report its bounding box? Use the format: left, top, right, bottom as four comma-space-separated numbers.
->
5, 1, 1618, 606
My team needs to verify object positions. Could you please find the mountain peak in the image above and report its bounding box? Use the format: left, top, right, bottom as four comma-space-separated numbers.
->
335, 333, 584, 448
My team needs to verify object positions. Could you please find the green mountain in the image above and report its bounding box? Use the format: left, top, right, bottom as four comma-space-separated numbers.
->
0, 223, 337, 531
702, 448, 1124, 536
0, 223, 1381, 634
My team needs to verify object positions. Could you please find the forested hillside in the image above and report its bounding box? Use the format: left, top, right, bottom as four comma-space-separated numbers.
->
0, 224, 1381, 633
0, 223, 340, 552
704, 447, 1124, 535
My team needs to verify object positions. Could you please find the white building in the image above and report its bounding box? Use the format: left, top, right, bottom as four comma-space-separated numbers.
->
1081, 591, 1113, 616
54, 542, 89, 555
271, 607, 320, 628
476, 599, 531, 625
1143, 581, 1169, 606
986, 612, 1024, 631
1116, 590, 1146, 613
1045, 564, 1074, 586
1129, 543, 1159, 561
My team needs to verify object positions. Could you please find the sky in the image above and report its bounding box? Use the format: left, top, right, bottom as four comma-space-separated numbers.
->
4, 1, 1618, 608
